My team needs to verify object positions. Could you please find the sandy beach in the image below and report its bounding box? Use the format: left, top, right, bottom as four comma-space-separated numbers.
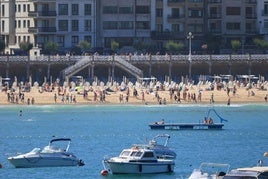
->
0, 80, 267, 106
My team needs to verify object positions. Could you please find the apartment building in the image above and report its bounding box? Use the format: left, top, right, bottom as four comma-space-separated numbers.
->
96, 0, 152, 50
257, 0, 268, 37
0, 0, 96, 54
0, 0, 266, 54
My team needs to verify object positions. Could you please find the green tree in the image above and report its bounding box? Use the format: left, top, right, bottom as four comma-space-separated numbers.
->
79, 40, 91, 53
231, 40, 241, 53
0, 40, 5, 54
111, 41, 119, 52
44, 41, 58, 55
253, 38, 268, 53
164, 41, 184, 54
19, 42, 33, 55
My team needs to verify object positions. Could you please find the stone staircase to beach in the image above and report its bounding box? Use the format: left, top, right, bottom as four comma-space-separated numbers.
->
62, 56, 143, 80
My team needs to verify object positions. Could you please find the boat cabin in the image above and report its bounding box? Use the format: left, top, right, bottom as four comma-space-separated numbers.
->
119, 148, 157, 162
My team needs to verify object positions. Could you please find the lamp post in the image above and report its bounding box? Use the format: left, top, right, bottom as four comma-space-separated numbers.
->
187, 32, 194, 79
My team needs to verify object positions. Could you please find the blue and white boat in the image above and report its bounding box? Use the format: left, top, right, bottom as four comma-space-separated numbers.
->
8, 138, 85, 168
102, 146, 175, 174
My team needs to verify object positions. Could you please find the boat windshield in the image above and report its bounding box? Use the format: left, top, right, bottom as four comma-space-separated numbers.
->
30, 148, 41, 154
120, 151, 131, 157
130, 151, 143, 157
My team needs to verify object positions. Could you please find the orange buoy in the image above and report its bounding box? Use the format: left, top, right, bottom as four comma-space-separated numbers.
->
101, 169, 108, 176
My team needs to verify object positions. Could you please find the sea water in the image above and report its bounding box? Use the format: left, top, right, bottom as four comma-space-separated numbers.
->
0, 104, 268, 179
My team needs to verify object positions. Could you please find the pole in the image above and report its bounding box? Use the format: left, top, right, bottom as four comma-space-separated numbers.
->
187, 32, 194, 79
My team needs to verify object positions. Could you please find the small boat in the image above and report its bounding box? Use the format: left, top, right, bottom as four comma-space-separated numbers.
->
8, 138, 85, 168
189, 162, 230, 179
149, 108, 227, 130
223, 154, 268, 178
132, 134, 176, 159
102, 146, 175, 174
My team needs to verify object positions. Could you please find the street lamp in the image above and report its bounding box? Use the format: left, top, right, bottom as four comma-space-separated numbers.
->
187, 32, 194, 79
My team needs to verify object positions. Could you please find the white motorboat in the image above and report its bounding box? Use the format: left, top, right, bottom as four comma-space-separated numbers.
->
132, 134, 176, 159
223, 154, 268, 178
102, 146, 175, 174
189, 163, 230, 179
8, 138, 85, 168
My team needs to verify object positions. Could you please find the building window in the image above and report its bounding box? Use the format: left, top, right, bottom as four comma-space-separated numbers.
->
23, 4, 26, 12
23, 20, 26, 28
18, 5, 21, 12
264, 20, 268, 29
2, 21, 4, 32
103, 21, 117, 29
188, 24, 203, 33
27, 20, 30, 28
118, 21, 133, 29
171, 8, 180, 18
136, 6, 150, 14
103, 6, 117, 14
72, 4, 79, 15
188, 9, 202, 17
27, 4, 30, 12
119, 7, 133, 14
18, 20, 21, 28
226, 22, 240, 30
156, 24, 163, 32
84, 20, 91, 31
57, 36, 65, 48
71, 36, 79, 46
2, 5, 5, 16
136, 21, 150, 29
72, 20, 79, 31
58, 20, 68, 31
171, 24, 180, 32
85, 4, 92, 15
59, 4, 68, 15
226, 7, 240, 15
156, 8, 163, 17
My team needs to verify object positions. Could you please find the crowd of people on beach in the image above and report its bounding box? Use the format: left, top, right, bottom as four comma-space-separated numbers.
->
0, 76, 268, 105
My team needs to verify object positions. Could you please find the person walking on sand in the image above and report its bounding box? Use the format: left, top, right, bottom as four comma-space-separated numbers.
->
227, 98, 231, 106
210, 93, 214, 104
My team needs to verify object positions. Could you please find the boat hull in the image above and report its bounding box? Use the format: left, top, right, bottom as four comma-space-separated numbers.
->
8, 155, 82, 168
105, 161, 174, 174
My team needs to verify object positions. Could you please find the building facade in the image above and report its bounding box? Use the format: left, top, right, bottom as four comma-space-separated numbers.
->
0, 0, 267, 55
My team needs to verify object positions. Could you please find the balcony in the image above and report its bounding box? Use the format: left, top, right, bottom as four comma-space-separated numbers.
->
207, 0, 222, 3
245, 0, 257, 4
208, 29, 222, 34
28, 11, 56, 17
168, 14, 185, 20
208, 13, 221, 19
246, 14, 257, 19
167, 0, 185, 6
151, 31, 184, 40
28, 27, 56, 34
29, 0, 56, 2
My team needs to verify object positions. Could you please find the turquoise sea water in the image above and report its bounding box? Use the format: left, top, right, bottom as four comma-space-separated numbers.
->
0, 104, 268, 179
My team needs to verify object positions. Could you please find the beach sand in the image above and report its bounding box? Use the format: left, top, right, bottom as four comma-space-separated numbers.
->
0, 83, 267, 105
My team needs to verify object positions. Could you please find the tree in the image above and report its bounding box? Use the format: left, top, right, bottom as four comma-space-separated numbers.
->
44, 41, 58, 55
19, 41, 33, 55
164, 41, 184, 54
111, 41, 119, 52
231, 40, 241, 53
79, 40, 91, 53
253, 38, 268, 53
